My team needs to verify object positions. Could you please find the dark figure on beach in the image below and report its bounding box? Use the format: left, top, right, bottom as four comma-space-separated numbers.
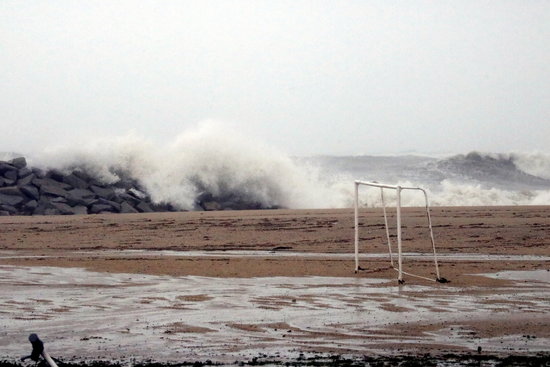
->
21, 333, 44, 362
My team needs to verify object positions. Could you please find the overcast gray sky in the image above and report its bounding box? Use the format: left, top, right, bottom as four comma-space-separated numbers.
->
1, 0, 549, 156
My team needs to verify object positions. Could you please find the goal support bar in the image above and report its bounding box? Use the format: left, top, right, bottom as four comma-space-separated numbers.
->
354, 180, 441, 283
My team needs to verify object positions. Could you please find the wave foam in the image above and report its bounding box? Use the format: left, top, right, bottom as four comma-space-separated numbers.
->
30, 123, 347, 210
23, 125, 550, 209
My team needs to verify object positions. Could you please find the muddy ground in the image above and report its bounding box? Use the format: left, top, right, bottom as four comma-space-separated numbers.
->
0, 206, 549, 365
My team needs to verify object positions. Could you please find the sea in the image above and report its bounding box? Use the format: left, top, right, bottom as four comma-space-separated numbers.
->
3, 126, 550, 209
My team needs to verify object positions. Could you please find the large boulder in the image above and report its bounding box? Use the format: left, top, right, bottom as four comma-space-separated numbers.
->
118, 192, 141, 205
20, 185, 40, 201
62, 173, 89, 190
9, 157, 27, 169
34, 178, 70, 198
0, 162, 17, 174
201, 201, 222, 211
3, 170, 17, 181
71, 205, 88, 215
66, 188, 96, 206
136, 201, 153, 213
0, 193, 24, 206
97, 198, 121, 212
50, 202, 80, 215
44, 208, 62, 215
120, 201, 139, 213
90, 204, 114, 214
49, 196, 68, 203
45, 169, 66, 183
1, 178, 16, 186
0, 204, 18, 214
23, 200, 38, 211
33, 177, 71, 190
71, 170, 92, 183
0, 186, 22, 196
17, 173, 35, 187
31, 167, 46, 178
32, 205, 46, 216
90, 185, 116, 201
17, 167, 33, 179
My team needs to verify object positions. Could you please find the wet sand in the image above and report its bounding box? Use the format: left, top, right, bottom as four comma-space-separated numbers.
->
0, 206, 549, 363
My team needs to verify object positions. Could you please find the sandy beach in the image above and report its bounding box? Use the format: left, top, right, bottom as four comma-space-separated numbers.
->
1, 206, 549, 364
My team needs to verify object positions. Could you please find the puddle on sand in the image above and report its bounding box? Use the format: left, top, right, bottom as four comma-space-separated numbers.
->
0, 265, 549, 363
2, 249, 549, 261
484, 269, 550, 282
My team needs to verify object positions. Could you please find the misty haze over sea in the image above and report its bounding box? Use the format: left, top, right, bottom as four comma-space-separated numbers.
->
3, 124, 549, 210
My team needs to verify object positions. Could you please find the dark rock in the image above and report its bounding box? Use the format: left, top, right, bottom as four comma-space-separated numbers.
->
90, 185, 116, 201
40, 185, 69, 198
97, 198, 121, 212
32, 205, 46, 215
150, 202, 176, 212
49, 196, 68, 203
20, 185, 40, 201
118, 192, 141, 205
68, 188, 95, 198
219, 201, 243, 210
9, 157, 27, 169
0, 186, 22, 196
71, 170, 92, 182
202, 201, 222, 211
67, 189, 97, 206
3, 170, 17, 181
0, 156, 233, 215
46, 169, 66, 183
0, 204, 18, 214
72, 205, 88, 215
196, 191, 214, 204
24, 200, 38, 211
44, 208, 62, 215
66, 188, 96, 206
90, 204, 114, 214
38, 195, 53, 206
0, 162, 17, 174
0, 210, 10, 216
18, 167, 33, 178
88, 178, 107, 188
50, 202, 77, 215
136, 201, 153, 213
33, 177, 71, 190
114, 177, 140, 190
128, 188, 147, 200
0, 193, 24, 206
63, 173, 89, 190
17, 173, 35, 187
31, 167, 46, 178
36, 179, 70, 198
120, 201, 139, 213
73, 198, 98, 207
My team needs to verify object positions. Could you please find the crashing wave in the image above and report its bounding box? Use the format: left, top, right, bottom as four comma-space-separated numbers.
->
2, 125, 549, 215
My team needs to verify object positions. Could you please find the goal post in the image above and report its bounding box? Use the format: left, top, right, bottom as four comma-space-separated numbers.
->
354, 180, 446, 284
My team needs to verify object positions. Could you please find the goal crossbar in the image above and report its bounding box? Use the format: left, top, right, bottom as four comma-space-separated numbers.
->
354, 180, 442, 283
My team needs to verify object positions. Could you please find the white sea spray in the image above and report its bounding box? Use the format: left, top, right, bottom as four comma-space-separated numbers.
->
20, 124, 550, 209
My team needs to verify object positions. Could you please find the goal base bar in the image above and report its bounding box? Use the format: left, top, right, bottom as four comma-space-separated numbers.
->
354, 180, 446, 284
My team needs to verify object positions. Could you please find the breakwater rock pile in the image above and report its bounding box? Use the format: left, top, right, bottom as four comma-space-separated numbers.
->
0, 157, 268, 216
0, 157, 166, 216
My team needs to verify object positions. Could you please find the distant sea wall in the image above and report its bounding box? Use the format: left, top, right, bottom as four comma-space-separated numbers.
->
0, 157, 269, 216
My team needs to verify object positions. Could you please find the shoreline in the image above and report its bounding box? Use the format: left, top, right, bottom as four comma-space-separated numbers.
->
0, 206, 549, 363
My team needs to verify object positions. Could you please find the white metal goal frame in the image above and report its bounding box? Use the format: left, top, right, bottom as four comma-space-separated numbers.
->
354, 180, 445, 284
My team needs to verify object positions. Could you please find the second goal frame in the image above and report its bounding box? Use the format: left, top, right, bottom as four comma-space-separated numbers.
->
354, 180, 445, 284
